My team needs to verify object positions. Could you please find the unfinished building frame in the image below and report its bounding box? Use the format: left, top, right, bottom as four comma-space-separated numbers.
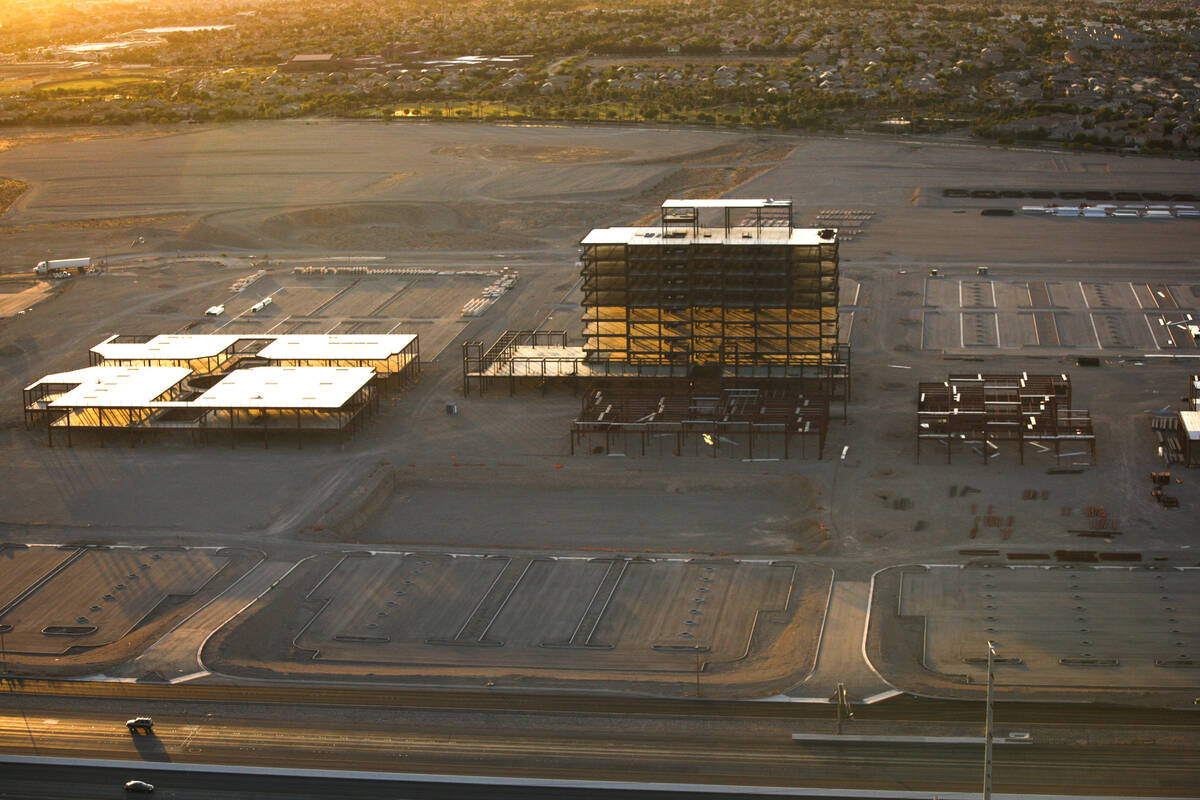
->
580, 199, 838, 368
23, 334, 419, 447
915, 373, 1095, 465
571, 380, 829, 459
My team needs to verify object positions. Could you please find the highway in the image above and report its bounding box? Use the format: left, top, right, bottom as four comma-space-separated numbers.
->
1, 681, 1198, 798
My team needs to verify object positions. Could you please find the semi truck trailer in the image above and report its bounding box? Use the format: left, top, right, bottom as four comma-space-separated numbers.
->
34, 257, 92, 274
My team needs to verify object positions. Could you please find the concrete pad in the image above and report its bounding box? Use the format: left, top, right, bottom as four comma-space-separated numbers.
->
799, 580, 890, 701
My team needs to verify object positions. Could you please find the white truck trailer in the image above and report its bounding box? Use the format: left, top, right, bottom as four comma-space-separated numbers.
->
34, 257, 92, 275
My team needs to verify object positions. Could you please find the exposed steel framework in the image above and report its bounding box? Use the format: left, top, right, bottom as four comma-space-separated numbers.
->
23, 334, 420, 448
916, 373, 1095, 465
570, 380, 828, 460
580, 199, 838, 368
462, 330, 850, 417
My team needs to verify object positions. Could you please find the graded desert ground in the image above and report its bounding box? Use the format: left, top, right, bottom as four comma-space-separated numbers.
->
0, 121, 1197, 704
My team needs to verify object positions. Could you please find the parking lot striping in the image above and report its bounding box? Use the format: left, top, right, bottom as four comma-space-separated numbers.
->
989, 280, 997, 309
214, 287, 283, 332
1088, 313, 1103, 349
265, 316, 293, 334
1129, 281, 1144, 309
1078, 281, 1090, 309
994, 312, 1001, 347
959, 311, 965, 349
1144, 314, 1162, 350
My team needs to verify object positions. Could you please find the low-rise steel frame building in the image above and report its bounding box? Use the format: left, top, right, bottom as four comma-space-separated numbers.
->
915, 373, 1095, 465
23, 333, 418, 447
570, 380, 829, 460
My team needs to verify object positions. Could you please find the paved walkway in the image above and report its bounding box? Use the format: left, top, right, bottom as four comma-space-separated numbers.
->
796, 579, 892, 701
106, 558, 298, 682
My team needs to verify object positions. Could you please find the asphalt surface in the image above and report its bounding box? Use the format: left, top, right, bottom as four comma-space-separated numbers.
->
1, 685, 1198, 798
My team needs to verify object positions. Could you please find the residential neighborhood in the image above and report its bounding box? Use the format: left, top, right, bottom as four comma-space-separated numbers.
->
0, 0, 1197, 152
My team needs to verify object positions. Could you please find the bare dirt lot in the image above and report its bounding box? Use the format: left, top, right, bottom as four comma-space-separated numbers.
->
352, 467, 823, 554
0, 543, 260, 676
865, 564, 1200, 706
205, 550, 832, 696
0, 122, 1197, 701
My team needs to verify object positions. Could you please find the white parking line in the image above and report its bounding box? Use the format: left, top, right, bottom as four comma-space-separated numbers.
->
1144, 314, 1162, 350
1129, 281, 1144, 309
214, 288, 282, 332
1088, 313, 1103, 349
265, 316, 292, 334
993, 312, 1001, 346
989, 280, 997, 309
1078, 281, 1090, 309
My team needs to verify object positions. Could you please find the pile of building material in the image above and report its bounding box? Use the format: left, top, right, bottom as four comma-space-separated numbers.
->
229, 270, 265, 292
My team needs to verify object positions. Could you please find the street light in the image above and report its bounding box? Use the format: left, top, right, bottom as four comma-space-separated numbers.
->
983, 640, 998, 800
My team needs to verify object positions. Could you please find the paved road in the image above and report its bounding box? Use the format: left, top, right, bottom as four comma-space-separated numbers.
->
1, 690, 1196, 798
799, 579, 891, 700
105, 557, 297, 682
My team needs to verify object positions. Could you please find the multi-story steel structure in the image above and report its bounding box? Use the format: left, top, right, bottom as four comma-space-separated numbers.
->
579, 198, 838, 369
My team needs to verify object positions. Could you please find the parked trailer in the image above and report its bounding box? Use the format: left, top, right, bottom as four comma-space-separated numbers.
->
249, 297, 273, 312
34, 257, 92, 275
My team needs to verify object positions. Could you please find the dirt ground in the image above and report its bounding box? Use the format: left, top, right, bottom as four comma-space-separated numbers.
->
0, 544, 261, 677
203, 551, 832, 696
0, 122, 1197, 701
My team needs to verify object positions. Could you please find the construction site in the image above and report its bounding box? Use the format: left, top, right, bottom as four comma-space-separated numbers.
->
22, 333, 419, 446
0, 123, 1197, 716
464, 198, 849, 459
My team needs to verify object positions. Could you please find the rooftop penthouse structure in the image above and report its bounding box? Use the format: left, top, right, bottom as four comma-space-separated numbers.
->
579, 198, 838, 368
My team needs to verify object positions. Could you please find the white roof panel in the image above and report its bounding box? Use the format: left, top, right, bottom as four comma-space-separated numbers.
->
256, 334, 417, 362
192, 367, 375, 409
581, 226, 832, 246
1181, 410, 1200, 440
92, 334, 242, 361
661, 198, 792, 209
38, 366, 191, 407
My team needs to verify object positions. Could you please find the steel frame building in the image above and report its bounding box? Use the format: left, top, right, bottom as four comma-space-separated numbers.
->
915, 373, 1096, 465
23, 334, 419, 447
570, 380, 829, 460
459, 198, 848, 460
579, 199, 838, 368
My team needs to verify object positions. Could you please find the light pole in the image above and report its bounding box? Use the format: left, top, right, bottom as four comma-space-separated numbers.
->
983, 640, 998, 800
835, 682, 853, 735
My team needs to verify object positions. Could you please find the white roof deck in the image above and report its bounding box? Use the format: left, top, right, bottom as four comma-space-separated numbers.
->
256, 334, 417, 362
661, 198, 792, 209
1181, 410, 1200, 440
581, 226, 833, 247
92, 334, 243, 362
191, 367, 375, 409
33, 366, 192, 407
